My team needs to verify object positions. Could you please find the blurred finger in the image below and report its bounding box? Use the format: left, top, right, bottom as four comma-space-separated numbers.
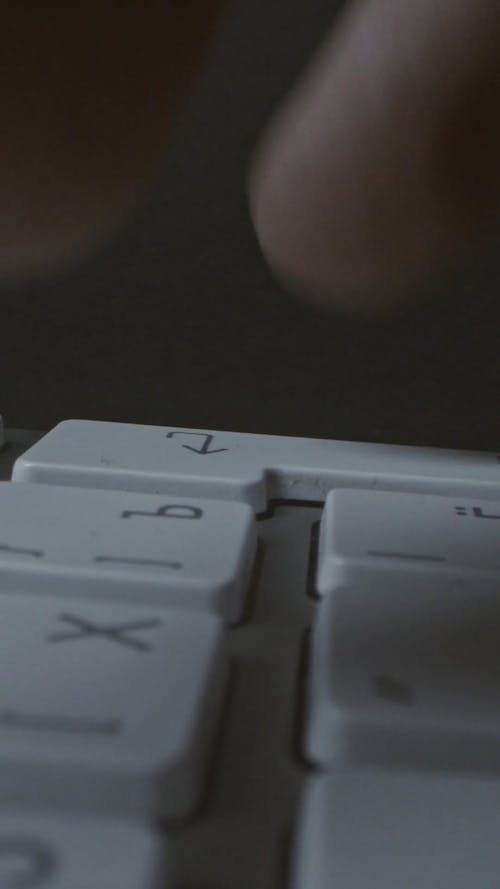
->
249, 0, 500, 312
0, 1, 227, 277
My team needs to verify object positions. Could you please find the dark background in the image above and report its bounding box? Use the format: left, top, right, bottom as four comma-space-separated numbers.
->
1, 0, 499, 450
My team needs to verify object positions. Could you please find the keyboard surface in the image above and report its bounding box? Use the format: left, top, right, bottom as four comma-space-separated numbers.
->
0, 419, 500, 888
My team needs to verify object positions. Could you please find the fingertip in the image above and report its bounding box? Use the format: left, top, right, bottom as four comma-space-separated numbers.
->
248, 118, 413, 316
248, 0, 500, 315
0, 2, 228, 280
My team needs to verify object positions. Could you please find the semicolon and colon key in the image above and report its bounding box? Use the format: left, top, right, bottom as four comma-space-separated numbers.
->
305, 489, 500, 774
0, 482, 256, 623
316, 488, 500, 595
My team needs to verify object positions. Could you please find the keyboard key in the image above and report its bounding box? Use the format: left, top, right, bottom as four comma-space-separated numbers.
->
0, 594, 226, 818
0, 812, 166, 888
12, 419, 500, 510
0, 482, 256, 622
292, 771, 500, 889
305, 580, 500, 772
317, 489, 500, 596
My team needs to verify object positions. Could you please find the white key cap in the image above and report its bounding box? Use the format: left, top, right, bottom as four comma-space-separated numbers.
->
0, 594, 226, 818
305, 580, 500, 772
292, 771, 500, 889
0, 812, 166, 889
12, 419, 500, 511
0, 482, 256, 623
317, 489, 500, 596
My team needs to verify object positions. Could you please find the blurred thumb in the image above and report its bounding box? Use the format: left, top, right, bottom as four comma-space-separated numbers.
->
249, 0, 500, 312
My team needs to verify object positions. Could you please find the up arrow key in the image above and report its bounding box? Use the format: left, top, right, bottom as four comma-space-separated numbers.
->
165, 431, 228, 455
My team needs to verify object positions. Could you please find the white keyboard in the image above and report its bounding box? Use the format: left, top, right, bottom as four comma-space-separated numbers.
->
1, 418, 500, 888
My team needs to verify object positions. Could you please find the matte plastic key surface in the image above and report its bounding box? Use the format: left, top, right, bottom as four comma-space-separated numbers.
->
0, 594, 226, 818
0, 482, 256, 622
0, 812, 166, 888
305, 579, 500, 772
12, 419, 500, 510
317, 489, 500, 595
292, 771, 500, 889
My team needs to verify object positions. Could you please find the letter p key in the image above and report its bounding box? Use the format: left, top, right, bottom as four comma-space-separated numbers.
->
121, 504, 203, 520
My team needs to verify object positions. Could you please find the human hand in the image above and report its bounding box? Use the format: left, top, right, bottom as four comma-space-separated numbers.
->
249, 0, 500, 312
0, 2, 226, 278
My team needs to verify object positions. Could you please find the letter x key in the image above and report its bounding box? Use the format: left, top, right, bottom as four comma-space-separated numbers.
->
47, 614, 162, 652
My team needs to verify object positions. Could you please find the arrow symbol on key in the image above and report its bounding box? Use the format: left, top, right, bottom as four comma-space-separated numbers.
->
165, 431, 228, 454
